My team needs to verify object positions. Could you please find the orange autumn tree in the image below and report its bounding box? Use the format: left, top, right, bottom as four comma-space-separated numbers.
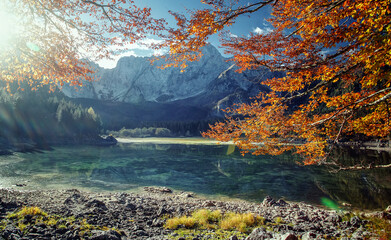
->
156, 0, 391, 165
0, 0, 165, 92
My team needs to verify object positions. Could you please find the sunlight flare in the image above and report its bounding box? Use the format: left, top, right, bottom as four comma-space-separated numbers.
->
0, 4, 19, 51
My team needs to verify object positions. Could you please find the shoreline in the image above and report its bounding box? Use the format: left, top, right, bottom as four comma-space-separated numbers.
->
1, 187, 389, 240
0, 135, 117, 155
115, 137, 232, 145
3, 136, 391, 155
116, 137, 391, 152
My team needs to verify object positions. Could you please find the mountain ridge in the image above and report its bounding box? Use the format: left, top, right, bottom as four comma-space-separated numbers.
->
63, 44, 283, 123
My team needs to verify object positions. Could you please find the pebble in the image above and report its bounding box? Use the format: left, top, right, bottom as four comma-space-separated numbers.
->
0, 189, 381, 240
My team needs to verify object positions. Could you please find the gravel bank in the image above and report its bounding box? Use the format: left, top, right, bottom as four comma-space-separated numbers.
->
0, 187, 388, 239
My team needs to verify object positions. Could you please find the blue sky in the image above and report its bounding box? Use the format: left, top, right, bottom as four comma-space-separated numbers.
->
97, 0, 272, 68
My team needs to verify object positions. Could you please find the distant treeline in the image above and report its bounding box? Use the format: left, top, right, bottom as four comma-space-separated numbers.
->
0, 85, 101, 146
106, 119, 220, 138
138, 120, 215, 137
70, 97, 219, 136
0, 83, 221, 146
107, 119, 220, 137
107, 127, 172, 138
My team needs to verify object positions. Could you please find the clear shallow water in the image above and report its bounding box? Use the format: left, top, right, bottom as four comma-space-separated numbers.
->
0, 140, 390, 210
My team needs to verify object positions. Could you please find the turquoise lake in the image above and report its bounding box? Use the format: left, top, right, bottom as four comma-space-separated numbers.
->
0, 139, 390, 210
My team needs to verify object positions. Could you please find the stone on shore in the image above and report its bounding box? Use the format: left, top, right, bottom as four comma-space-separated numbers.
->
0, 189, 384, 240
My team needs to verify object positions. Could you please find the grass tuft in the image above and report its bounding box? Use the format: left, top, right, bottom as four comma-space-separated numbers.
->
7, 206, 47, 219
3, 206, 120, 238
166, 216, 196, 229
220, 212, 260, 232
191, 209, 221, 228
165, 209, 264, 233
170, 229, 248, 240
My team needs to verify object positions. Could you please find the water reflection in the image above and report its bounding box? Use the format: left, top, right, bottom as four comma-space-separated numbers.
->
0, 142, 390, 210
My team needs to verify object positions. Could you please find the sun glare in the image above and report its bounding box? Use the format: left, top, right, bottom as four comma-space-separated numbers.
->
0, 7, 18, 50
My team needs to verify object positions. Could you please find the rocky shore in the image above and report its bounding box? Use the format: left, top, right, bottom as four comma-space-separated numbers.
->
0, 187, 389, 240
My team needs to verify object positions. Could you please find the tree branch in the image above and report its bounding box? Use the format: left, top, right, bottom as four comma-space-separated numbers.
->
216, 0, 276, 25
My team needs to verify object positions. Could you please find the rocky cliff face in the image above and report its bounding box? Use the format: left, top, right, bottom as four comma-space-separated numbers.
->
63, 45, 283, 118
63, 45, 224, 102
65, 46, 275, 99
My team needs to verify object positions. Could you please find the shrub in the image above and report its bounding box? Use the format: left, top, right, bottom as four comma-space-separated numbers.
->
155, 128, 172, 137
110, 127, 172, 138
165, 209, 263, 233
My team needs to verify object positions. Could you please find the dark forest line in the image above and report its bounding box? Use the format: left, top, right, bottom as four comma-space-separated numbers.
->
0, 85, 220, 153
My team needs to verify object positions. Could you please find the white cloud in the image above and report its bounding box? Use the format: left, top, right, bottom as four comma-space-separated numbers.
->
142, 38, 163, 46
93, 38, 164, 69
96, 50, 137, 69
253, 27, 272, 35
229, 33, 238, 38
153, 48, 167, 56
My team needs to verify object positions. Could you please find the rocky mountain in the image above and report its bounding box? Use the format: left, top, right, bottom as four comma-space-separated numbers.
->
63, 44, 283, 125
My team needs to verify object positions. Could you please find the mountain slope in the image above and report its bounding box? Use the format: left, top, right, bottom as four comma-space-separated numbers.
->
63, 45, 283, 126
63, 45, 229, 103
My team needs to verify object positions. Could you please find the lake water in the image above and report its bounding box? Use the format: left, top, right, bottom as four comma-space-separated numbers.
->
0, 138, 390, 210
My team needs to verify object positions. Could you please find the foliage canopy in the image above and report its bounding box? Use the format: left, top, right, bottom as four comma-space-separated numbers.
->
155, 0, 391, 164
1, 0, 390, 164
0, 0, 165, 91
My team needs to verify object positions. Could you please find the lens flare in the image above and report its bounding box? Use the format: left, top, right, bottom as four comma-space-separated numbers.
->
26, 42, 40, 52
321, 197, 339, 210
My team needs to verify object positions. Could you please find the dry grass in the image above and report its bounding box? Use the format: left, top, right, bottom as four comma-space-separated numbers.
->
220, 212, 262, 232
191, 209, 221, 228
7, 206, 47, 219
165, 216, 196, 229
165, 209, 263, 233
364, 215, 391, 240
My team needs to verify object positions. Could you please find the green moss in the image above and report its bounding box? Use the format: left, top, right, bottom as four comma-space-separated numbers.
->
363, 215, 391, 239
57, 224, 67, 229
46, 217, 58, 226
78, 218, 113, 236
3, 206, 120, 238
18, 223, 28, 232
341, 212, 355, 222
336, 211, 391, 239
170, 229, 247, 240
0, 219, 7, 230
273, 217, 284, 224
